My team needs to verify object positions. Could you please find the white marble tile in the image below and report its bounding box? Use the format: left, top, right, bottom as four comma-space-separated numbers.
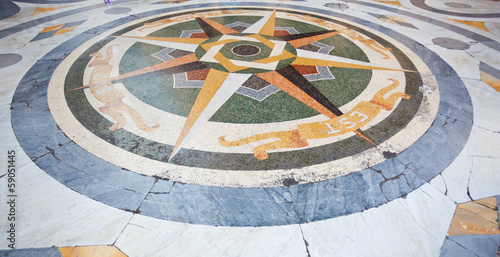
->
430, 155, 473, 204
464, 78, 500, 132
469, 46, 500, 71
458, 79, 500, 162
424, 45, 480, 80
0, 2, 82, 28
468, 156, 500, 200
462, 126, 500, 159
428, 172, 447, 194
428, 77, 500, 204
0, 161, 132, 250
116, 215, 307, 257
486, 21, 500, 39
301, 183, 456, 257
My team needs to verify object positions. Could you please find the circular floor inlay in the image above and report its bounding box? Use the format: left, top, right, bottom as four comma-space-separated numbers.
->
0, 54, 22, 69
432, 37, 470, 50
11, 3, 473, 226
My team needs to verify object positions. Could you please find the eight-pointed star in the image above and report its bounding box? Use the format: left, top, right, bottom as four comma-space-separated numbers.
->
112, 10, 412, 160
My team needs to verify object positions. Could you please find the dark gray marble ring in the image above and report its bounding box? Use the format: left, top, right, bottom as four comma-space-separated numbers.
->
11, 2, 473, 226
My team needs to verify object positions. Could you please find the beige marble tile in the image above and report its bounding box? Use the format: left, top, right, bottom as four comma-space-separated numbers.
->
59, 245, 127, 257
448, 197, 499, 236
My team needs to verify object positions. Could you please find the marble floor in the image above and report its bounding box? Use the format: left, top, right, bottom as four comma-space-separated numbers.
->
0, 0, 500, 256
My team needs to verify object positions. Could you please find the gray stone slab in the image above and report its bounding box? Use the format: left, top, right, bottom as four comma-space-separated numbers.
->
30, 30, 56, 42
0, 247, 62, 257
10, 104, 49, 159
150, 179, 175, 193
370, 156, 427, 202
440, 235, 500, 257
432, 37, 470, 50
396, 115, 472, 182
358, 169, 388, 207
0, 1, 20, 20
290, 171, 387, 223
0, 54, 22, 69
371, 157, 408, 179
289, 181, 336, 223
444, 2, 472, 8
139, 184, 298, 226
35, 154, 148, 212
57, 142, 156, 193
497, 195, 500, 227
480, 62, 500, 78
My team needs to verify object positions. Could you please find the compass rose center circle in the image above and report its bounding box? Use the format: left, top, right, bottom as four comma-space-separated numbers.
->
232, 44, 261, 56
195, 33, 297, 74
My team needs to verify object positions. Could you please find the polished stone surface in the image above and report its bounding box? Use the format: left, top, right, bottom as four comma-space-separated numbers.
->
0, 0, 499, 256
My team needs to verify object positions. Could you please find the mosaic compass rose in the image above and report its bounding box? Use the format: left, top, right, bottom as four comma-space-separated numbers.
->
112, 10, 412, 160
14, 4, 473, 226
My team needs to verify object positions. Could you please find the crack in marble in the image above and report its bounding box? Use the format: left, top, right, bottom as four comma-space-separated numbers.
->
437, 113, 472, 127
370, 158, 426, 202
30, 140, 68, 163
472, 124, 500, 134
441, 116, 458, 128
113, 214, 138, 247
150, 181, 175, 195
466, 158, 474, 202
418, 184, 435, 200
470, 155, 500, 159
126, 222, 153, 232
299, 225, 311, 257
440, 174, 450, 197
59, 155, 147, 196
136, 179, 161, 214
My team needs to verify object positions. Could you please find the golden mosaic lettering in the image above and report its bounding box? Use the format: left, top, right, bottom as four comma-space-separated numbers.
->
220, 79, 409, 159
